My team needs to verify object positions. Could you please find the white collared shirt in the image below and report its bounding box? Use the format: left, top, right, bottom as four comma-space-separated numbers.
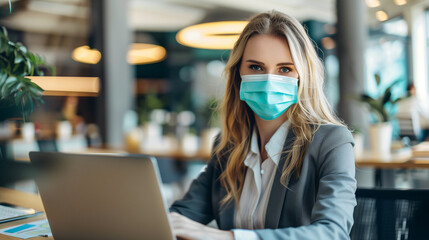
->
233, 121, 289, 238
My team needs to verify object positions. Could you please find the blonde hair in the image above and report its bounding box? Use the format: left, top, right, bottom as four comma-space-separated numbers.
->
215, 10, 344, 207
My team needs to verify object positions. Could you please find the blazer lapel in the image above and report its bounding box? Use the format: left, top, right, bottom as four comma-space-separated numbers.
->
217, 153, 236, 230
264, 129, 296, 228
218, 186, 236, 230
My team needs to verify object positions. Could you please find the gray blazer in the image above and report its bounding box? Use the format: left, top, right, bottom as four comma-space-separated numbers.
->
170, 124, 356, 240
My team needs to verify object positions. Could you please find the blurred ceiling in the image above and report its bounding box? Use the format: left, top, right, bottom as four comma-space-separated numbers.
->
128, 0, 335, 31
1, 0, 428, 36
0, 0, 427, 75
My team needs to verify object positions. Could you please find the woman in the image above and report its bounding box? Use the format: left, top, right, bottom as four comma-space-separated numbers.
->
170, 10, 356, 240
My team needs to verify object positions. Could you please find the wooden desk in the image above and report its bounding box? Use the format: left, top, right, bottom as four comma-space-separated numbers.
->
355, 149, 429, 187
355, 148, 429, 169
0, 187, 51, 240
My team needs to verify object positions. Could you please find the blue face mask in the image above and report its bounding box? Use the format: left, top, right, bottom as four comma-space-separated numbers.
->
239, 74, 299, 120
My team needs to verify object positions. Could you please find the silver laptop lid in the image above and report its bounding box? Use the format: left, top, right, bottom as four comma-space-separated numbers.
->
30, 152, 175, 240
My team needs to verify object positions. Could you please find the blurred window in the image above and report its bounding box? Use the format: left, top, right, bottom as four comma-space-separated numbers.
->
366, 17, 409, 122
426, 8, 429, 95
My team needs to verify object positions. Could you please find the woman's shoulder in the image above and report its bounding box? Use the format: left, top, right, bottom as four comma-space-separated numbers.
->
310, 124, 354, 153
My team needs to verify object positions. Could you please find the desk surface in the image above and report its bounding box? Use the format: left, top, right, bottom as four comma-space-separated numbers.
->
355, 148, 429, 169
0, 187, 50, 240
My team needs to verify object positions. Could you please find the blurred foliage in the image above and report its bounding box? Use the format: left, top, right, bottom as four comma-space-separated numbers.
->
137, 91, 164, 124
0, 26, 55, 121
198, 97, 220, 128
357, 73, 403, 123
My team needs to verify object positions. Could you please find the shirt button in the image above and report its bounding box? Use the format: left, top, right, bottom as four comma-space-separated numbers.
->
261, 169, 264, 175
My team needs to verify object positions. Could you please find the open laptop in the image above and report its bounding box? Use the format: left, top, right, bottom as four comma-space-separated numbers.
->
29, 152, 175, 240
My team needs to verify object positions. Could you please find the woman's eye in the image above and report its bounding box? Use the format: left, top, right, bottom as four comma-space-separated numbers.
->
249, 65, 262, 71
280, 67, 291, 73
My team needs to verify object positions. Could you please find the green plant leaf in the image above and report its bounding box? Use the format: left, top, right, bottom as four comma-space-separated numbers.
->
0, 71, 7, 86
381, 91, 391, 106
391, 97, 404, 105
382, 79, 402, 106
28, 80, 44, 92
17, 44, 27, 54
12, 62, 26, 76
14, 52, 24, 64
1, 76, 17, 98
374, 73, 381, 86
23, 94, 34, 117
10, 80, 22, 93
358, 93, 386, 122
0, 36, 7, 53
15, 90, 23, 106
360, 94, 376, 103
0, 26, 54, 120
1, 26, 8, 37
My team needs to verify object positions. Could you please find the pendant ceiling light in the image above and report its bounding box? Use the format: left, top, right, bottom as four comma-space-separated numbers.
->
72, 46, 102, 64
176, 21, 248, 50
127, 43, 167, 65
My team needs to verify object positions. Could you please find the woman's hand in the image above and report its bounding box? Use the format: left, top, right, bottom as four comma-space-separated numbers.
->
170, 212, 234, 240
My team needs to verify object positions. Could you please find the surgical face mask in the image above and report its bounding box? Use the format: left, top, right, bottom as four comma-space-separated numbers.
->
239, 74, 299, 120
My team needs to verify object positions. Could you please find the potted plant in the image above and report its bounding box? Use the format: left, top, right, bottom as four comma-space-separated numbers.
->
0, 26, 54, 122
357, 73, 403, 158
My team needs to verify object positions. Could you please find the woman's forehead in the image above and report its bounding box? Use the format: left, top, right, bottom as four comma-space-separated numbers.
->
242, 34, 294, 63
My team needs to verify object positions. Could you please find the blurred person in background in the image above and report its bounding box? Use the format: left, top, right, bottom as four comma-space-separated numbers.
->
169, 10, 356, 240
396, 83, 429, 141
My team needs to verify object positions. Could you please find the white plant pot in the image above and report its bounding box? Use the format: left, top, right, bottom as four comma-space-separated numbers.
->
368, 122, 393, 159
57, 121, 73, 140
21, 122, 35, 141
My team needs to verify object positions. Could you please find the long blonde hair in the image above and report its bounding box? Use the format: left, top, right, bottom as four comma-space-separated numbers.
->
215, 10, 344, 207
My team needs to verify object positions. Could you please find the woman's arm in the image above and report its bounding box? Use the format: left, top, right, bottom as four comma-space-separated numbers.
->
253, 126, 357, 240
170, 212, 234, 240
169, 153, 217, 224
169, 133, 224, 224
169, 138, 234, 240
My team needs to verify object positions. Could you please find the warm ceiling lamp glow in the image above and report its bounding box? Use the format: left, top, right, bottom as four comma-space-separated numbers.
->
366, 0, 381, 8
127, 43, 167, 65
394, 0, 407, 6
376, 11, 389, 21
27, 77, 100, 97
176, 21, 248, 50
72, 46, 102, 64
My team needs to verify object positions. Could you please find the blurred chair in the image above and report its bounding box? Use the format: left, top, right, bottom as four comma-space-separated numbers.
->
37, 139, 58, 152
351, 188, 429, 240
397, 111, 423, 144
0, 148, 36, 186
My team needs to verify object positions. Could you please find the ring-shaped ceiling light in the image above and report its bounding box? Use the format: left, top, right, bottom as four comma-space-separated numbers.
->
127, 43, 167, 65
176, 21, 248, 50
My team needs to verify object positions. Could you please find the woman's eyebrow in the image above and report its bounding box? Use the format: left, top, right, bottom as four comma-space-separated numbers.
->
245, 59, 294, 66
246, 59, 265, 65
276, 62, 294, 66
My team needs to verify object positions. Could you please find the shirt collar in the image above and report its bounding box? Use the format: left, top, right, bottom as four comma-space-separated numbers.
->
265, 121, 289, 165
244, 121, 290, 167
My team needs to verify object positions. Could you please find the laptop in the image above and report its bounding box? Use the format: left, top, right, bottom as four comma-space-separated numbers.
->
29, 152, 175, 240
